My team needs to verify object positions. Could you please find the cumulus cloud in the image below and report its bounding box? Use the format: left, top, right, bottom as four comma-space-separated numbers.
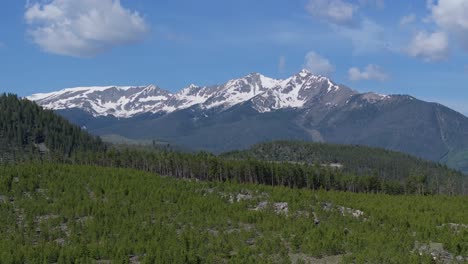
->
406, 31, 449, 62
306, 0, 357, 26
305, 1, 390, 54
348, 64, 388, 81
25, 0, 149, 57
278, 55, 286, 74
304, 51, 335, 76
429, 0, 468, 51
334, 18, 389, 54
400, 14, 416, 26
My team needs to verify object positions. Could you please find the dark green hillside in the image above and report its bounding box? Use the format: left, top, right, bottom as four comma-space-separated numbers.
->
0, 164, 466, 263
222, 141, 467, 191
0, 94, 106, 162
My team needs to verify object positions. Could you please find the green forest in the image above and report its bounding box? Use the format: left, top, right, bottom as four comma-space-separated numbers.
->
0, 164, 467, 263
223, 141, 463, 182
0, 94, 467, 263
223, 141, 468, 195
0, 94, 106, 163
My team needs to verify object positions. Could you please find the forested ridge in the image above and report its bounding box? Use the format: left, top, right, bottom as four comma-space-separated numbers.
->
222, 141, 468, 194
67, 148, 467, 195
222, 141, 464, 180
0, 94, 106, 162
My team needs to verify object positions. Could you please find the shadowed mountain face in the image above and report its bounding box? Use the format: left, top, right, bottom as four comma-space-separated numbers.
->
311, 95, 468, 163
29, 70, 468, 173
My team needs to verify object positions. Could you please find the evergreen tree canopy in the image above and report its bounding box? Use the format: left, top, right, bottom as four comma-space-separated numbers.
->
0, 93, 106, 162
222, 141, 466, 186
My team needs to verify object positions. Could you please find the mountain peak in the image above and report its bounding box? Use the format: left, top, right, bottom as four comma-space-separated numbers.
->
294, 69, 334, 82
299, 69, 312, 75
146, 84, 158, 90
29, 71, 356, 118
246, 72, 261, 77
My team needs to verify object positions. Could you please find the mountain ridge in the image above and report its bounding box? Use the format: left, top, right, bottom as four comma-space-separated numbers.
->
26, 70, 468, 173
28, 69, 395, 118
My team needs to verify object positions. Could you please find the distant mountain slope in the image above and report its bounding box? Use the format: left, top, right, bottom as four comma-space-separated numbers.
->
311, 94, 468, 161
28, 70, 468, 173
56, 104, 311, 153
0, 94, 106, 162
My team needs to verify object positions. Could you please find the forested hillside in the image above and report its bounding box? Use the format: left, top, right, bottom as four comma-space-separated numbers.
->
0, 164, 466, 263
0, 94, 106, 162
223, 141, 467, 190
69, 148, 467, 195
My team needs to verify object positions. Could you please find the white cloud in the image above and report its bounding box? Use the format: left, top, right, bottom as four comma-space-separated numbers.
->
304, 51, 335, 76
305, 1, 392, 54
278, 55, 286, 74
429, 0, 468, 51
348, 64, 388, 81
334, 18, 389, 54
25, 0, 149, 57
306, 0, 357, 26
406, 31, 449, 62
400, 14, 416, 26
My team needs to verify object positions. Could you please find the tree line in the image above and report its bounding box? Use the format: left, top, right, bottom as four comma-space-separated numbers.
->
63, 148, 466, 195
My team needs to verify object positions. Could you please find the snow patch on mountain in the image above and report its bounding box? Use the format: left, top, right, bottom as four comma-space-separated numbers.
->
28, 70, 389, 118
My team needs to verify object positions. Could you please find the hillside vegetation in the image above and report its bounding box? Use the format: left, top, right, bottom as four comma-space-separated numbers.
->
0, 94, 106, 162
223, 141, 467, 194
0, 164, 466, 263
64, 147, 465, 195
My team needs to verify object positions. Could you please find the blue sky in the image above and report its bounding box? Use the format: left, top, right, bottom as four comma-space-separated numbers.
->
1, 0, 467, 115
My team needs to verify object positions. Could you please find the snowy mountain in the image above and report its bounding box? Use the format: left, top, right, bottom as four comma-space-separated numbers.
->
26, 69, 468, 173
28, 69, 388, 118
